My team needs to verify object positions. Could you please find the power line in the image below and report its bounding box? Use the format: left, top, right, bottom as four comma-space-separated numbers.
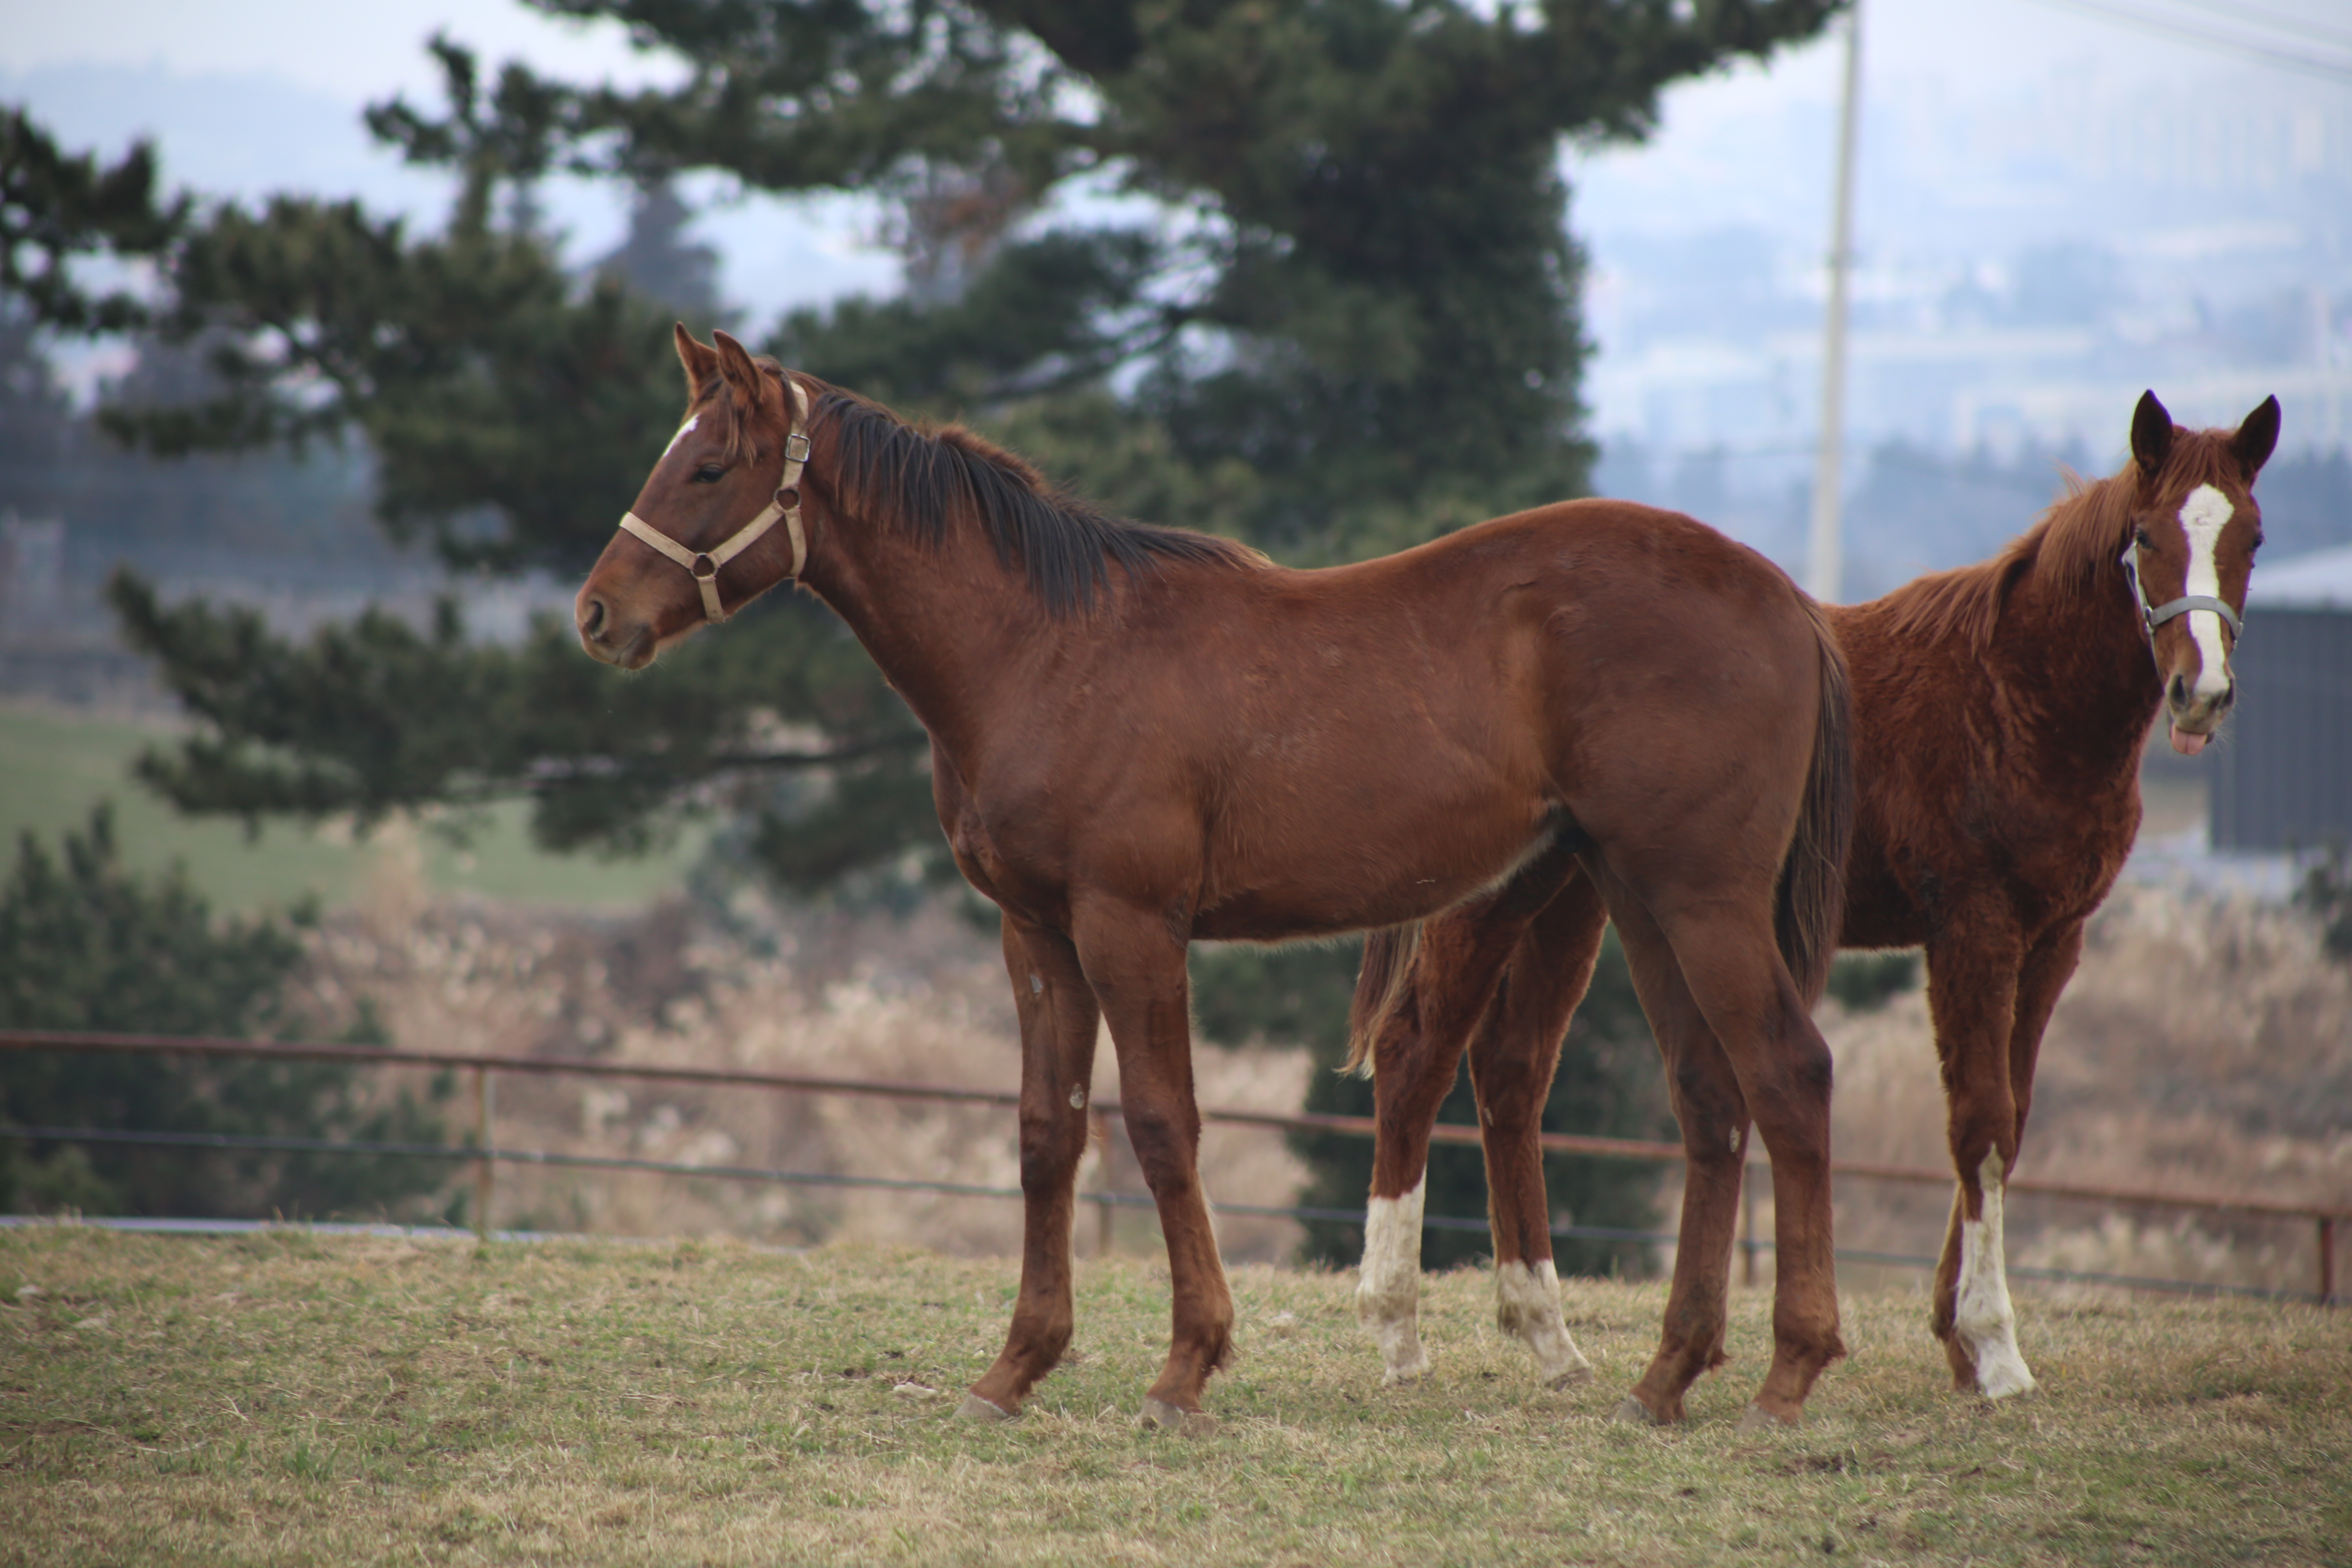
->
2147, 0, 2352, 53
2018, 0, 2352, 82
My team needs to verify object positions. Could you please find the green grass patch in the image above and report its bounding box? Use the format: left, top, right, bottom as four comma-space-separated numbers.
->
0, 704, 701, 913
2, 1227, 2346, 1564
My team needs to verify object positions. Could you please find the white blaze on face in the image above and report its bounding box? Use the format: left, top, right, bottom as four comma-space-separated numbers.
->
2176, 483, 2236, 704
1953, 1148, 2036, 1399
662, 413, 701, 459
1494, 1258, 1592, 1388
1356, 1178, 1432, 1384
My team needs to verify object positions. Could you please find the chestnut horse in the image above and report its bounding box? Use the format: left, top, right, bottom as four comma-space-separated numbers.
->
1348, 391, 2279, 1417
576, 327, 1855, 1432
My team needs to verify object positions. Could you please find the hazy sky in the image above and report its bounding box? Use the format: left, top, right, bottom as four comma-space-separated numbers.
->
3, 1, 2344, 338
0, 0, 2270, 105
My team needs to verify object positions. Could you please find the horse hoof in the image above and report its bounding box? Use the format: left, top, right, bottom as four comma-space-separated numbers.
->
955, 1394, 1013, 1424
1736, 1403, 1798, 1434
1545, 1363, 1597, 1391
1611, 1396, 1659, 1426
1974, 1376, 2041, 1403
1140, 1397, 1218, 1437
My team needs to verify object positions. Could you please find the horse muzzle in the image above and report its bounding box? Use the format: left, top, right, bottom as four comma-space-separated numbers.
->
575, 591, 658, 671
2164, 670, 2233, 756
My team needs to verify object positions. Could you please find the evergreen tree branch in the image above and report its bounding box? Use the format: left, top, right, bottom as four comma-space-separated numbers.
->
0, 107, 185, 334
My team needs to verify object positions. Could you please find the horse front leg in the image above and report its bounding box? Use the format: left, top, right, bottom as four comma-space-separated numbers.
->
1927, 918, 2069, 1400
1925, 920, 2031, 1398
1073, 901, 1231, 1433
960, 913, 1101, 1422
1469, 872, 1608, 1389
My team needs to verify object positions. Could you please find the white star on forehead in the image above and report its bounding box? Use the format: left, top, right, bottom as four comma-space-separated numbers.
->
662, 414, 700, 458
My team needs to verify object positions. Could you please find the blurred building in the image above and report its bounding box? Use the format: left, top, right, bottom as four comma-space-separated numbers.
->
0, 514, 66, 641
2212, 544, 2352, 853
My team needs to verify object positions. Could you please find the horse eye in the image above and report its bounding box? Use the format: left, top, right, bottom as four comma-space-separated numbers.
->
693, 464, 726, 484
2250, 531, 2264, 554
2132, 527, 2150, 548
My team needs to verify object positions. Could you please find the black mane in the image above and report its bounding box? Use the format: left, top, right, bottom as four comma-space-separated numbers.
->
817, 391, 1261, 615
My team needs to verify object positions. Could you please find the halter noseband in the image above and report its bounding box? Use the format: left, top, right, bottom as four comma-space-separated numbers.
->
617, 378, 813, 624
2120, 538, 2242, 644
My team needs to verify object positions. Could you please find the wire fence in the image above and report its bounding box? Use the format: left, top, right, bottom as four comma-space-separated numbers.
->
2, 1028, 2341, 1306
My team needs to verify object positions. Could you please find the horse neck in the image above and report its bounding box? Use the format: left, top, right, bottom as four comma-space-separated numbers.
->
796, 486, 1046, 758
1998, 517, 2165, 770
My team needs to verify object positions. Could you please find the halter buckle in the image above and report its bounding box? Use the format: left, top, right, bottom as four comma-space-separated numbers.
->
784, 433, 811, 464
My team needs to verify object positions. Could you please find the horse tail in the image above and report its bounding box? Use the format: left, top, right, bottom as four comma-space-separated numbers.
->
1343, 922, 1423, 1078
1775, 597, 1855, 1005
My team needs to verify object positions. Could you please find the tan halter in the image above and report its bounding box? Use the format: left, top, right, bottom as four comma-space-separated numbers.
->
617, 378, 813, 623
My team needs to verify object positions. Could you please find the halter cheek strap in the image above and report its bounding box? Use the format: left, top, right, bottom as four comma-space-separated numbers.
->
617, 379, 813, 624
2121, 539, 2243, 642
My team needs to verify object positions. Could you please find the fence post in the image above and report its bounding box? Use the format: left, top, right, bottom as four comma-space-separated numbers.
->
1091, 1110, 1114, 1258
2321, 1215, 2336, 1307
472, 1066, 495, 1243
1741, 1165, 1760, 1288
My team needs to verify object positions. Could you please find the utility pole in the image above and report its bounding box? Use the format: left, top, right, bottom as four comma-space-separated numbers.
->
1807, 0, 1864, 603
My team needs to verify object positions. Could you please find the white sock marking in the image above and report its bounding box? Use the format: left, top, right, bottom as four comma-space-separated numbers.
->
2177, 484, 2235, 705
1356, 1179, 1431, 1384
1954, 1149, 2036, 1399
1494, 1258, 1591, 1387
662, 413, 700, 459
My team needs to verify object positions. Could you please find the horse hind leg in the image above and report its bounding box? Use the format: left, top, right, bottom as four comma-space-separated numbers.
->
1357, 912, 1525, 1385
1600, 883, 1753, 1425
1356, 845, 1584, 1388
1628, 878, 1843, 1427
1469, 872, 1608, 1389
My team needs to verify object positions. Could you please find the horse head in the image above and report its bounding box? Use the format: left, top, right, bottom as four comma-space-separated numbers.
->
575, 325, 809, 669
2123, 390, 2279, 756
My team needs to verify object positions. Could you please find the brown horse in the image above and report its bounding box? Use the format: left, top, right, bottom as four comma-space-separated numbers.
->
575, 327, 1855, 1432
1349, 391, 2279, 1415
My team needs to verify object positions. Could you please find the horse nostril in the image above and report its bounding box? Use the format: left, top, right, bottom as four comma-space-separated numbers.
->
2166, 672, 2189, 708
581, 596, 608, 640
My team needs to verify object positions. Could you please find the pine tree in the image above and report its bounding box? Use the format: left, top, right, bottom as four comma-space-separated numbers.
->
5, 2, 1843, 883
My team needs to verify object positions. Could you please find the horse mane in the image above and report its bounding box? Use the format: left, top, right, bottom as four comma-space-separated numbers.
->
703, 363, 1261, 615
1878, 429, 2243, 653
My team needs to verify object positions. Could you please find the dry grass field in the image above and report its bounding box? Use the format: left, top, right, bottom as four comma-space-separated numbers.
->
3, 1225, 2348, 1566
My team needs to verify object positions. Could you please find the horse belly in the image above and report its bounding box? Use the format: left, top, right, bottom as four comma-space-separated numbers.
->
1190, 784, 1560, 942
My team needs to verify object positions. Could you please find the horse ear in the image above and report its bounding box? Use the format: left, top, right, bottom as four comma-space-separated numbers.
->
2131, 390, 2174, 478
711, 329, 769, 410
674, 323, 719, 399
2233, 395, 2281, 479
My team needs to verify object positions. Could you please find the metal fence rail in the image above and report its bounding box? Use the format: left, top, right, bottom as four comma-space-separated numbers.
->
3, 1028, 2342, 1304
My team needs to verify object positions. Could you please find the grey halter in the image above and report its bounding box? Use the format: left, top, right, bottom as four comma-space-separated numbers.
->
2121, 538, 2243, 641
